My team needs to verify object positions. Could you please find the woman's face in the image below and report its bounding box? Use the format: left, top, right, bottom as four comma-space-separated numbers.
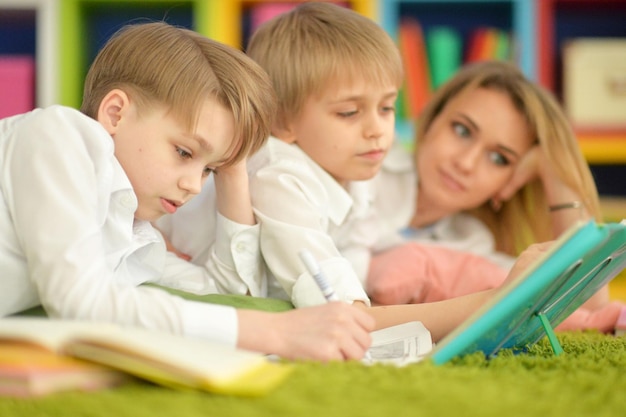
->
416, 87, 534, 214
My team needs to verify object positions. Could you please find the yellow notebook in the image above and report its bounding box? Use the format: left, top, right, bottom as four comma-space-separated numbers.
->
0, 318, 291, 396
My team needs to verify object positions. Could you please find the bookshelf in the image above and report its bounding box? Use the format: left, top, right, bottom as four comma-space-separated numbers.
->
0, 0, 623, 211
207, 1, 375, 49
55, 0, 372, 109
57, 0, 211, 110
378, 0, 536, 146
0, 0, 58, 112
537, 0, 626, 202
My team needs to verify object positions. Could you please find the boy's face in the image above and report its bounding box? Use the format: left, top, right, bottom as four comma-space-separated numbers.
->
284, 77, 398, 186
103, 92, 235, 221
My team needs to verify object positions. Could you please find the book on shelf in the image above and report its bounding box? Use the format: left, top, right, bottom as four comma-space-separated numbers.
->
398, 18, 431, 119
428, 219, 626, 365
426, 26, 462, 89
0, 55, 35, 119
0, 318, 292, 397
0, 342, 131, 397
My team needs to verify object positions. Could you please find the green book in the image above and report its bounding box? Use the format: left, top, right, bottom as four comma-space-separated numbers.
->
426, 26, 462, 89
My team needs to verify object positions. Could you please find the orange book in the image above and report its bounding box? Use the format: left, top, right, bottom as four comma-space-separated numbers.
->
0, 342, 130, 397
465, 28, 499, 62
398, 18, 431, 118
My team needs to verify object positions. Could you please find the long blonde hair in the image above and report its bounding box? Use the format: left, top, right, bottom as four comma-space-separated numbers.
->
416, 61, 601, 255
81, 22, 276, 165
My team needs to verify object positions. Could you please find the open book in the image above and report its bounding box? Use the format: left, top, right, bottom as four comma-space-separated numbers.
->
365, 321, 433, 366
428, 219, 626, 365
0, 318, 291, 396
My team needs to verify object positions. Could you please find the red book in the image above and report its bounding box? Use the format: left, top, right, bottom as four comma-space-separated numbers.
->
398, 18, 431, 119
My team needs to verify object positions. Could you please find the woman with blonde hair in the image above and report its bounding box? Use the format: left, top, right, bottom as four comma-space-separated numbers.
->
368, 60, 623, 331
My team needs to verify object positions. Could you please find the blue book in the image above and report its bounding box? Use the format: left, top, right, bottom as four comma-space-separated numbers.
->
429, 219, 626, 365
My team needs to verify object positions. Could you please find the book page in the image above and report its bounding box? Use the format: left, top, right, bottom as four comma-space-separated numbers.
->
364, 321, 433, 366
0, 318, 291, 396
0, 318, 115, 353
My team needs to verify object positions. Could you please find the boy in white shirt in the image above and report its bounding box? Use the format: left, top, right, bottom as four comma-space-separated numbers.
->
242, 2, 550, 341
160, 4, 559, 343
245, 2, 402, 308
0, 21, 375, 361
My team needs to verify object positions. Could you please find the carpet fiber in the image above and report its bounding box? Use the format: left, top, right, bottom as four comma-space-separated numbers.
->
2, 291, 625, 416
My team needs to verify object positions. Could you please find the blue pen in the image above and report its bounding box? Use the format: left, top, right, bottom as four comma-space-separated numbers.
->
298, 249, 339, 302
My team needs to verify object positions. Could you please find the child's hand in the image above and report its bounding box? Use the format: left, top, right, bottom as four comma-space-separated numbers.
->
275, 302, 375, 361
213, 159, 248, 180
153, 224, 192, 261
238, 303, 375, 361
213, 160, 256, 226
163, 234, 192, 261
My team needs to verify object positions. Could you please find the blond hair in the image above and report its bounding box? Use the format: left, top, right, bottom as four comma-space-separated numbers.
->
81, 21, 276, 164
416, 60, 601, 256
246, 2, 403, 132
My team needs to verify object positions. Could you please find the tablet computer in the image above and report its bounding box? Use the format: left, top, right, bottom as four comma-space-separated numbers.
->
429, 219, 626, 365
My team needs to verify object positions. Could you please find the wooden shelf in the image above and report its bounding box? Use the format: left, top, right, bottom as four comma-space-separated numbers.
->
578, 134, 626, 164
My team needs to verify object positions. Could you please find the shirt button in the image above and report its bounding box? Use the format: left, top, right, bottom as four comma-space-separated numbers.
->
235, 243, 246, 253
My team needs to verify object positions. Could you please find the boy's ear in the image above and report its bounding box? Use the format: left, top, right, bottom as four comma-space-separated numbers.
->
97, 89, 130, 135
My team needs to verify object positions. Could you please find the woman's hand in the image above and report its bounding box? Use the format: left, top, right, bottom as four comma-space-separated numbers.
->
495, 144, 543, 203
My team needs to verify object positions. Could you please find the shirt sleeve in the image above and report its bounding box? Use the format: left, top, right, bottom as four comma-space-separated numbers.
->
3, 107, 239, 346
250, 152, 369, 308
155, 180, 266, 297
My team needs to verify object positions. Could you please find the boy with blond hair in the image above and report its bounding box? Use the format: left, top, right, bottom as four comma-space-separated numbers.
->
243, 2, 548, 340
0, 21, 375, 361
160, 3, 548, 345
246, 2, 403, 307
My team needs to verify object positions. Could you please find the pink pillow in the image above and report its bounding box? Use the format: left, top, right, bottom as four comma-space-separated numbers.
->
367, 242, 508, 305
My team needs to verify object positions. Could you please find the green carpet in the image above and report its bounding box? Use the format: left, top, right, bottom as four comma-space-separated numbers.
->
3, 291, 625, 416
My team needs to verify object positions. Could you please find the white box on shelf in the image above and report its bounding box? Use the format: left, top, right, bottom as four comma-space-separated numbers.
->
563, 38, 626, 130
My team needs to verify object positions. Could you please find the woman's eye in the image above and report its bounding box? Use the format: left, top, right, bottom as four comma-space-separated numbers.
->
452, 121, 471, 138
489, 151, 510, 167
202, 167, 215, 177
176, 146, 192, 159
381, 105, 396, 113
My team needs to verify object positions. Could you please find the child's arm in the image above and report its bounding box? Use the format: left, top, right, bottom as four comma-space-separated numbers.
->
365, 241, 552, 341
237, 302, 375, 360
213, 160, 255, 226
249, 141, 369, 308
155, 163, 266, 297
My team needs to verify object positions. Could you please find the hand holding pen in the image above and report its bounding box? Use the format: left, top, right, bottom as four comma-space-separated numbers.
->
299, 249, 373, 361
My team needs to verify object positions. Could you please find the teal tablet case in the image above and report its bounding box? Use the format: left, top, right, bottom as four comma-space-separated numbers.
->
429, 220, 626, 365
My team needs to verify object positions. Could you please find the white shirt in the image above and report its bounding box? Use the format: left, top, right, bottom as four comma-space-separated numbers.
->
371, 142, 516, 270
248, 137, 371, 307
0, 106, 244, 347
155, 178, 266, 297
